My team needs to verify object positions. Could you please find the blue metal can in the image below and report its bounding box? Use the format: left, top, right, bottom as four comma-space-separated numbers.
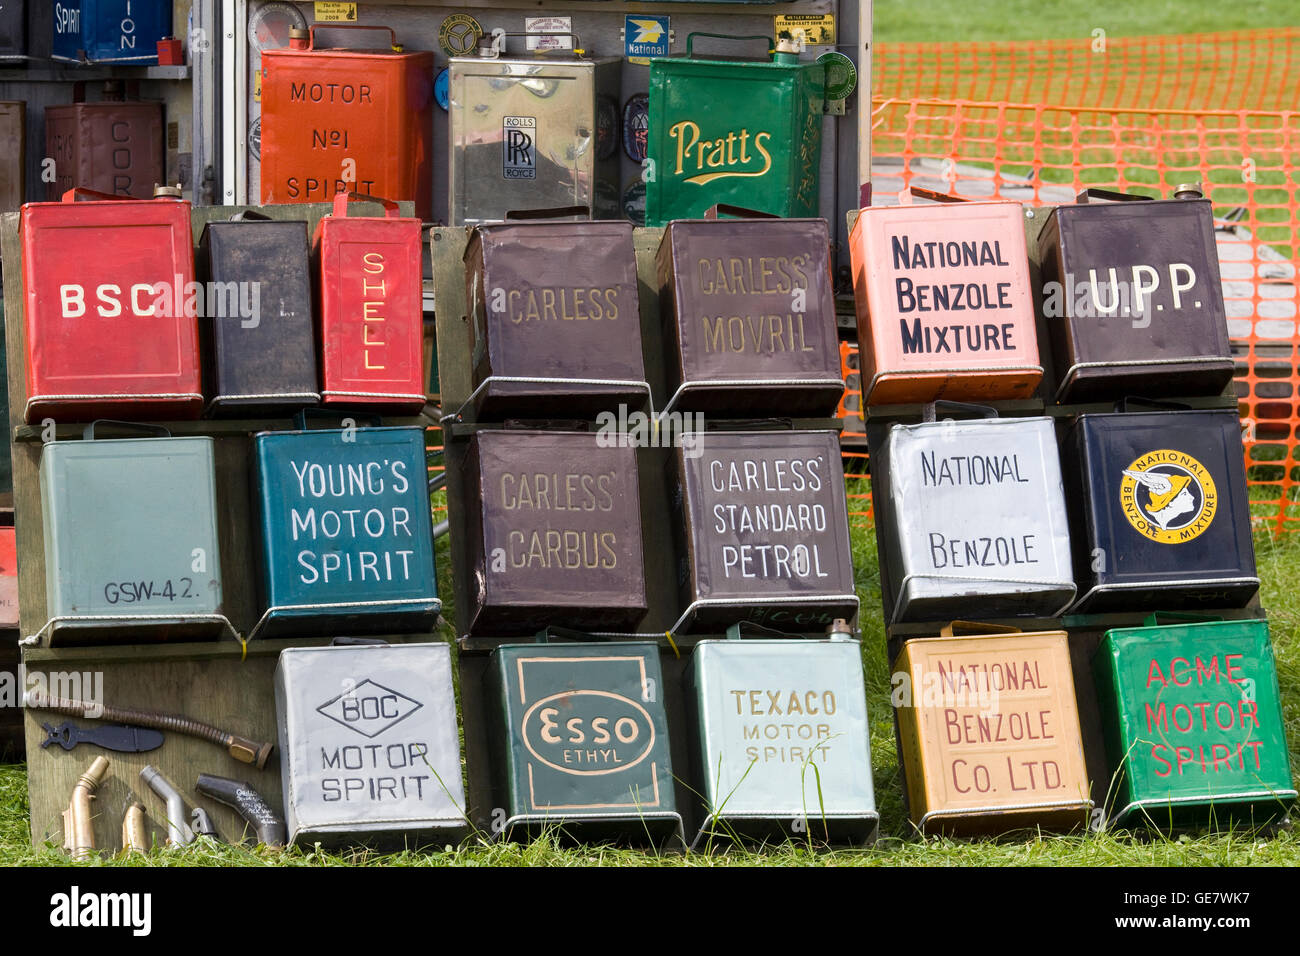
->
52, 0, 173, 64
251, 425, 439, 639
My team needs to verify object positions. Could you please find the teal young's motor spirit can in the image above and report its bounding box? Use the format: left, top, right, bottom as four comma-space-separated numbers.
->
251, 425, 439, 639
37, 423, 229, 646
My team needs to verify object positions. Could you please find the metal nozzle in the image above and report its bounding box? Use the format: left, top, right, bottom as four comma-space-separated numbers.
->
64, 755, 110, 861
140, 765, 194, 847
826, 618, 854, 640
196, 774, 286, 848
121, 803, 149, 853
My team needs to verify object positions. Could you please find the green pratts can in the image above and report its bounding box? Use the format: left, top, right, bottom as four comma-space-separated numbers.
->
646, 35, 824, 226
1092, 616, 1297, 828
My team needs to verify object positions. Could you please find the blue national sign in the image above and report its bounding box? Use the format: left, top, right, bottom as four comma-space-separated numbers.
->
625, 15, 668, 60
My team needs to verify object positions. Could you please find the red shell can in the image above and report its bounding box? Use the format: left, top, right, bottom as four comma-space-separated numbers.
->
312, 192, 425, 410
19, 189, 202, 423
260, 25, 434, 221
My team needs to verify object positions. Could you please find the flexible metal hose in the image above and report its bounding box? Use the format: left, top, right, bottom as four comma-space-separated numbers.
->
26, 691, 274, 768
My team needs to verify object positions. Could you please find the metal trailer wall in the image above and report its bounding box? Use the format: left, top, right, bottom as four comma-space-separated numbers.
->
226, 0, 870, 277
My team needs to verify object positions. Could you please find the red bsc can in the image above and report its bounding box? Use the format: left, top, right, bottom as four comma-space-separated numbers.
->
19, 188, 202, 423
313, 191, 425, 410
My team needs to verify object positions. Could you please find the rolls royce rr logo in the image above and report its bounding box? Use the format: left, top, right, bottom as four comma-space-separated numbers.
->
1120, 450, 1217, 544
317, 679, 423, 738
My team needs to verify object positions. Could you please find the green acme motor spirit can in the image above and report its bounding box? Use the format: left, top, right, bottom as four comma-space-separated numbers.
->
1092, 616, 1297, 828
646, 35, 824, 226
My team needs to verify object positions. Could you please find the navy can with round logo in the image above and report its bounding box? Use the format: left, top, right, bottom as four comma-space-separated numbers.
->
1061, 407, 1258, 613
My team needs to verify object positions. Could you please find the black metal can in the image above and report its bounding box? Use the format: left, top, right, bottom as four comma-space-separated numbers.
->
1036, 190, 1234, 403
197, 216, 320, 414
1062, 407, 1258, 612
461, 430, 648, 635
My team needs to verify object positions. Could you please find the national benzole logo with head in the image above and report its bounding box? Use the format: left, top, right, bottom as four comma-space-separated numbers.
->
1119, 449, 1217, 544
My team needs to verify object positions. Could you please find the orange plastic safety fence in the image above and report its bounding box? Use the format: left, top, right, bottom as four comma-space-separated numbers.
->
873, 28, 1300, 113
857, 96, 1300, 534
837, 340, 873, 528
426, 425, 447, 517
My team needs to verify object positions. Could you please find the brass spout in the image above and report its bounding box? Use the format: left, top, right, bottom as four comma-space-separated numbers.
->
63, 755, 109, 862
121, 802, 149, 853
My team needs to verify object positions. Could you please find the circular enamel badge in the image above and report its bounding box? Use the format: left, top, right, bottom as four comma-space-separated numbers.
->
434, 68, 450, 111
439, 14, 483, 57
622, 93, 649, 163
1119, 450, 1217, 544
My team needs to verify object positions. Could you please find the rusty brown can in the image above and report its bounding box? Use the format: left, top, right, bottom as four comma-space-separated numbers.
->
0, 102, 24, 214
44, 101, 164, 200
460, 430, 647, 636
669, 429, 857, 634
462, 220, 648, 419
656, 217, 843, 417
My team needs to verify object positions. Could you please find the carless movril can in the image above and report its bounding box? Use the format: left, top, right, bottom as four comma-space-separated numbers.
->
1092, 617, 1296, 827
252, 425, 438, 640
460, 430, 646, 636
275, 642, 466, 846
670, 429, 856, 634
688, 634, 877, 845
655, 216, 843, 416
19, 190, 202, 422
486, 640, 680, 842
261, 25, 435, 221
313, 192, 425, 411
1062, 408, 1258, 613
850, 198, 1040, 405
462, 220, 648, 419
895, 625, 1092, 834
1036, 189, 1233, 403
874, 411, 1075, 623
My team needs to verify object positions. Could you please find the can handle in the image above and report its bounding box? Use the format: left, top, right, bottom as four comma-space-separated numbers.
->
532, 626, 609, 644
903, 186, 968, 205
229, 210, 273, 222
1112, 396, 1191, 413
61, 187, 127, 203
1075, 187, 1154, 204
292, 408, 384, 430
685, 32, 773, 59
920, 400, 1000, 423
1141, 612, 1225, 627
703, 203, 779, 220
330, 637, 390, 646
482, 32, 585, 57
308, 24, 399, 52
504, 206, 591, 221
939, 621, 1023, 637
724, 621, 801, 641
331, 190, 403, 220
82, 420, 173, 441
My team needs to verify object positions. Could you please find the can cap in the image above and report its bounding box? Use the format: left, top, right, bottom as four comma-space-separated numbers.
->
153, 184, 184, 199
1174, 182, 1204, 199
289, 27, 308, 50
775, 37, 799, 54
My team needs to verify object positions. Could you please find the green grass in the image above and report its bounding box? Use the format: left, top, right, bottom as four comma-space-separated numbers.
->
0, 517, 1294, 867
874, 0, 1300, 44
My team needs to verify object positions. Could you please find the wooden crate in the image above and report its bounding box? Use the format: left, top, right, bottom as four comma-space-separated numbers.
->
1, 202, 458, 851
